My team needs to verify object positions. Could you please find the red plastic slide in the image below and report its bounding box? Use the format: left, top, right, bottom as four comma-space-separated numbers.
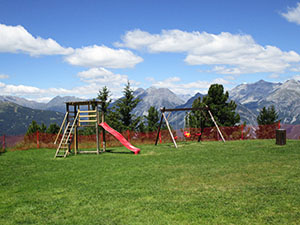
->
99, 122, 140, 154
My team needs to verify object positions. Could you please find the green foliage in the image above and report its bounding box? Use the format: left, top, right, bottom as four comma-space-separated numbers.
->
144, 106, 160, 132
115, 81, 141, 131
40, 123, 47, 133
78, 126, 96, 135
257, 105, 279, 125
46, 123, 60, 134
27, 121, 61, 135
137, 121, 146, 133
105, 106, 123, 131
97, 86, 111, 114
186, 84, 240, 134
26, 120, 41, 134
203, 84, 240, 127
1, 140, 300, 224
186, 96, 206, 128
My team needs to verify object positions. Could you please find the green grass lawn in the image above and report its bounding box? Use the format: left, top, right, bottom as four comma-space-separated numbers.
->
1, 140, 300, 224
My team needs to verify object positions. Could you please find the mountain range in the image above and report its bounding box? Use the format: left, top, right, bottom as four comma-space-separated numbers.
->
1, 79, 300, 135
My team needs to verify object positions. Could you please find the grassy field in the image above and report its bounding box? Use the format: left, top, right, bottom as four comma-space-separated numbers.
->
1, 140, 300, 224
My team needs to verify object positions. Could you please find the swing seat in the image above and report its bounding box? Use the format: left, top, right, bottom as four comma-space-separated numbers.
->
184, 131, 191, 138
195, 133, 202, 136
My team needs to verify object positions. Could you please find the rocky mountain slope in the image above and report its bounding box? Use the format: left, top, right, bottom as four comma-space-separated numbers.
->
132, 87, 185, 117
230, 79, 300, 124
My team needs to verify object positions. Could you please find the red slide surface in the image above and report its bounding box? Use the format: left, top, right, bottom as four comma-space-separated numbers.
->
99, 122, 140, 154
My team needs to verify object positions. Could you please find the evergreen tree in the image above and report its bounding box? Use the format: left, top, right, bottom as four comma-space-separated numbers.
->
46, 123, 60, 134
186, 96, 206, 128
202, 84, 240, 127
137, 121, 146, 133
26, 120, 41, 134
97, 86, 112, 116
186, 84, 240, 141
106, 106, 123, 131
116, 81, 141, 131
40, 123, 47, 133
145, 106, 160, 132
257, 105, 278, 125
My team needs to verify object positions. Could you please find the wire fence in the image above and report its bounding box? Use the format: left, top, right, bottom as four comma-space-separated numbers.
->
1, 123, 299, 152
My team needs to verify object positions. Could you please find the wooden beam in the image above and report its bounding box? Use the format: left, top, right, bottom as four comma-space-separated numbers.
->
161, 107, 206, 112
78, 110, 97, 113
79, 114, 97, 118
155, 113, 164, 145
162, 112, 177, 148
207, 109, 226, 143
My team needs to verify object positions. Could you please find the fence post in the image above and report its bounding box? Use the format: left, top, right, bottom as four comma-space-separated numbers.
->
37, 131, 40, 149
159, 131, 162, 143
127, 130, 130, 142
101, 131, 103, 148
241, 124, 244, 140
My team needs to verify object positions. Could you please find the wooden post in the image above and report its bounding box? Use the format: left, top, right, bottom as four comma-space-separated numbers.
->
74, 105, 78, 154
162, 112, 177, 148
102, 111, 106, 152
276, 129, 286, 145
207, 108, 226, 143
96, 108, 99, 154
155, 112, 164, 145
74, 125, 77, 155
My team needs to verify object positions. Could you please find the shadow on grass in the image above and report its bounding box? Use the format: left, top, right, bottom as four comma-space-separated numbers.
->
104, 149, 133, 154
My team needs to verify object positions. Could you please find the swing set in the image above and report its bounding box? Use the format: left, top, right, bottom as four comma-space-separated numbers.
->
155, 105, 225, 148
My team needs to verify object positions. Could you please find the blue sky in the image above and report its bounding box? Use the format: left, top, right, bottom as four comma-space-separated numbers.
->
1, 0, 300, 102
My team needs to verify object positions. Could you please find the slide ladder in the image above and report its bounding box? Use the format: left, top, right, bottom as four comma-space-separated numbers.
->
54, 112, 79, 158
99, 122, 140, 154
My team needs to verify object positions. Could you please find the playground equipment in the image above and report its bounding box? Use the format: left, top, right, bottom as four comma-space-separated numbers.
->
155, 106, 225, 148
54, 100, 140, 158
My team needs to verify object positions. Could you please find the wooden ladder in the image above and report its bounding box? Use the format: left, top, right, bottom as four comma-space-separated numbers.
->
54, 112, 79, 158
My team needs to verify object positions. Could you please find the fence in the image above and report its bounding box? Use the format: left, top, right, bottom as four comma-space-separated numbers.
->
1, 123, 299, 152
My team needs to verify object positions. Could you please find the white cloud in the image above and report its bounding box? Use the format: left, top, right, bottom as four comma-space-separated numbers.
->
0, 74, 9, 79
281, 2, 300, 25
0, 82, 43, 95
117, 29, 300, 74
148, 76, 232, 95
0, 24, 73, 56
268, 74, 280, 79
65, 45, 143, 68
293, 75, 300, 81
0, 68, 138, 101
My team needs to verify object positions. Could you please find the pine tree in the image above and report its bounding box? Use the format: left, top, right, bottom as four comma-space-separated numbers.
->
202, 84, 240, 127
46, 123, 60, 134
144, 106, 160, 132
40, 123, 47, 133
26, 120, 41, 134
116, 81, 141, 131
97, 86, 112, 116
257, 105, 278, 125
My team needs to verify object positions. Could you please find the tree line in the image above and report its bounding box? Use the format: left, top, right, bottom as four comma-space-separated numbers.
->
26, 82, 279, 135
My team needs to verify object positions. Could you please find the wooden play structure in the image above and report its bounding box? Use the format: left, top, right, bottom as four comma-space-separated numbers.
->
54, 100, 100, 157
54, 100, 140, 158
155, 106, 225, 148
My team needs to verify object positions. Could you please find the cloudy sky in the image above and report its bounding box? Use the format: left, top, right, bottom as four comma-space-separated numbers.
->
1, 0, 300, 102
